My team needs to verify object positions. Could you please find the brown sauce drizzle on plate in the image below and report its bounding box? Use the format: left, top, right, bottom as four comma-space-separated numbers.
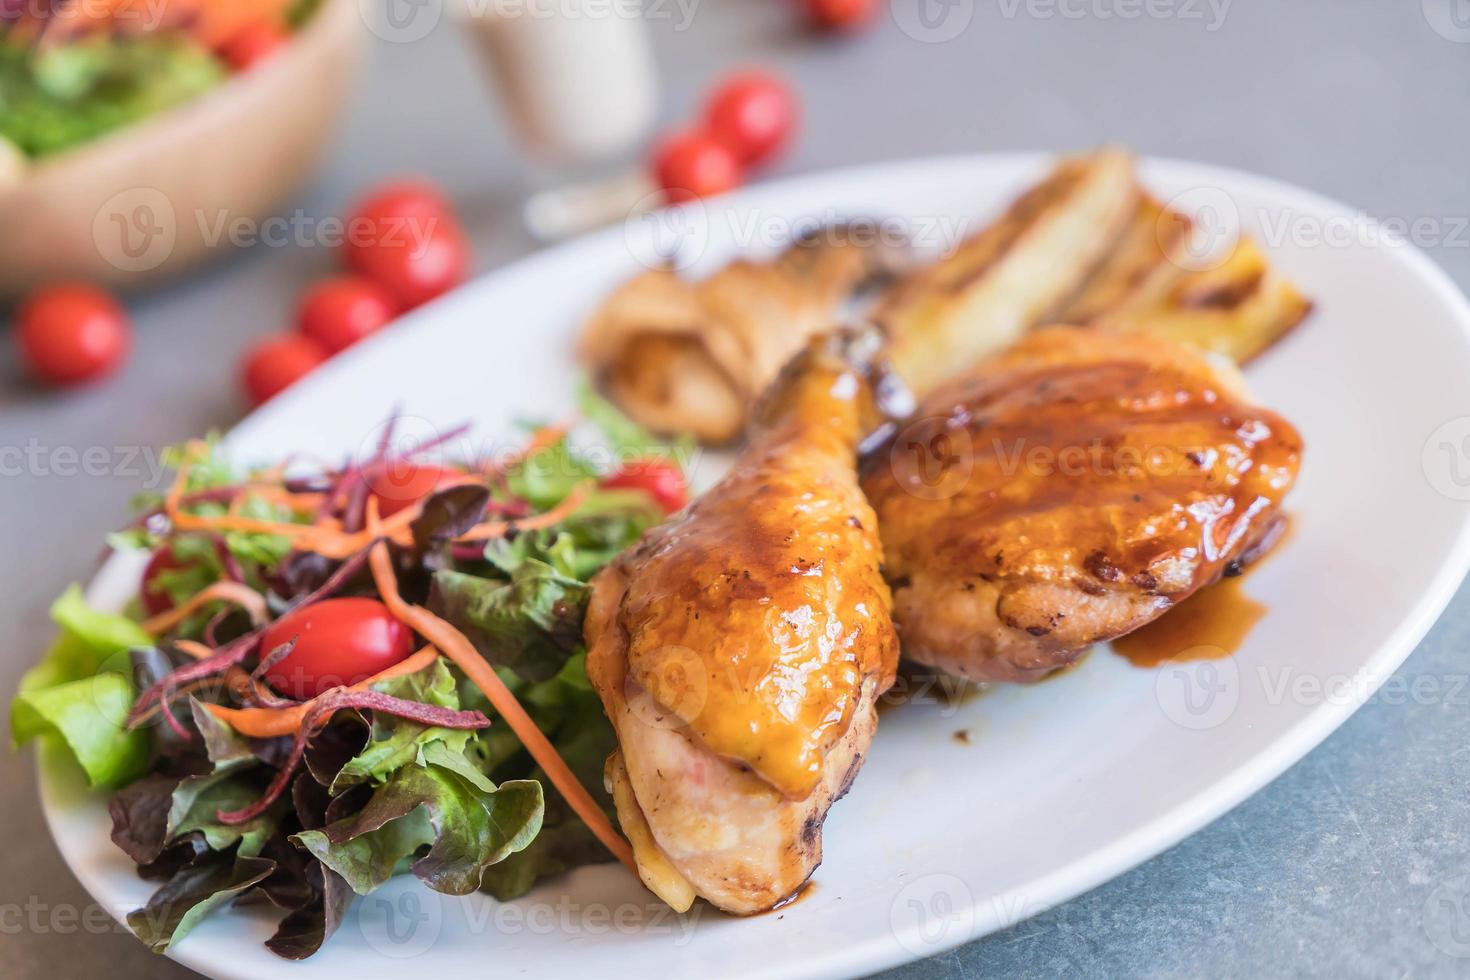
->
1112, 576, 1267, 667
1112, 517, 1289, 668
761, 881, 817, 916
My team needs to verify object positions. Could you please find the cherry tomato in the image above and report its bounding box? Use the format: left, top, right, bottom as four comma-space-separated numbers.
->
15, 283, 130, 387
240, 334, 327, 406
804, 0, 877, 31
344, 181, 469, 308
705, 71, 799, 166
296, 276, 400, 354
347, 182, 455, 234
260, 598, 415, 700
602, 458, 688, 515
347, 222, 469, 310
140, 546, 191, 617
367, 463, 467, 518
218, 22, 287, 72
651, 131, 743, 203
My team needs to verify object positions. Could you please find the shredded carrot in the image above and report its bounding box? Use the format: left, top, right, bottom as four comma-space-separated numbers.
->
204, 645, 442, 739
173, 640, 214, 660
455, 483, 592, 542
162, 461, 585, 556
364, 501, 635, 873
166, 493, 419, 560
141, 580, 269, 636
231, 485, 327, 512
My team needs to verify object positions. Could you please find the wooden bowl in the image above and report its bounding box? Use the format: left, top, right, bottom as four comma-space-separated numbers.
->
0, 0, 365, 302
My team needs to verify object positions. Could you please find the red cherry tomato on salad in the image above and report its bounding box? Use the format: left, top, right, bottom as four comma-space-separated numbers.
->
15, 283, 130, 387
804, 0, 877, 31
260, 598, 415, 700
602, 458, 688, 515
704, 71, 799, 166
218, 22, 287, 72
140, 546, 191, 617
651, 131, 743, 203
296, 276, 399, 354
240, 334, 327, 406
367, 463, 467, 518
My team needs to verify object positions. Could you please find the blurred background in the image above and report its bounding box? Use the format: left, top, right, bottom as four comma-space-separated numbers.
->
4, 1, 1470, 977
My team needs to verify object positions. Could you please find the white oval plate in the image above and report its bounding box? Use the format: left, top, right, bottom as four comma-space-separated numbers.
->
38, 154, 1470, 980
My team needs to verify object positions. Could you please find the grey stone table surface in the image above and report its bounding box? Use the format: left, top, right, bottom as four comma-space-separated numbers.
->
3, 2, 1468, 977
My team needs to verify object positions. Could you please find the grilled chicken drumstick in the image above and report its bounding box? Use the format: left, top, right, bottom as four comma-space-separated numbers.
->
862, 326, 1302, 683
585, 331, 899, 913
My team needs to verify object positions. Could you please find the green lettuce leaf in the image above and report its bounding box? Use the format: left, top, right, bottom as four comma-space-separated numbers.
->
330, 659, 470, 793
473, 653, 620, 900
294, 761, 544, 897
429, 564, 588, 683
10, 586, 154, 787
505, 438, 600, 510
127, 852, 277, 953
17, 584, 150, 695
163, 705, 278, 858
0, 36, 226, 159
577, 381, 695, 462
479, 810, 609, 902
483, 491, 657, 582
11, 672, 149, 788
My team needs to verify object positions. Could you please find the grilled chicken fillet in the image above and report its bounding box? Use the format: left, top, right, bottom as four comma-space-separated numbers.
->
585, 332, 899, 913
862, 326, 1302, 683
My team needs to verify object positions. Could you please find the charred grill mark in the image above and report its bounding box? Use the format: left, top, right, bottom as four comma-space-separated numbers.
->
1084, 550, 1124, 583
800, 813, 821, 849
1179, 266, 1264, 310
833, 750, 865, 804
1132, 570, 1160, 592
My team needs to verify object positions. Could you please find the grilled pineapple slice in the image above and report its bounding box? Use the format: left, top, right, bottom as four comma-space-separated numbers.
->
1051, 194, 1193, 324
1091, 235, 1313, 363
878, 147, 1139, 392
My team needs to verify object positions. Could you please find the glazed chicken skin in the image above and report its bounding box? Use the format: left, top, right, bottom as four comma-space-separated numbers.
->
862, 326, 1302, 683
585, 332, 899, 914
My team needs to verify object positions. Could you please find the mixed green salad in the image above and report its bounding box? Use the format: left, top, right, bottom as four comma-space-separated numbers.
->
0, 0, 319, 159
10, 398, 688, 958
